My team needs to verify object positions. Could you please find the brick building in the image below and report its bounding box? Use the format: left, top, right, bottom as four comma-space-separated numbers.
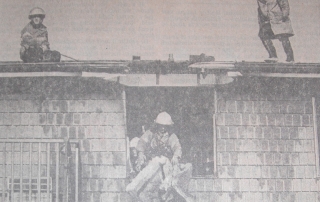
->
0, 61, 319, 201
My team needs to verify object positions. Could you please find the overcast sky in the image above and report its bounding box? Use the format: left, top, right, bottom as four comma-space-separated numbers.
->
1, 0, 319, 62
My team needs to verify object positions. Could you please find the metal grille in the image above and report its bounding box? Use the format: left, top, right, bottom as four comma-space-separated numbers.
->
0, 139, 79, 202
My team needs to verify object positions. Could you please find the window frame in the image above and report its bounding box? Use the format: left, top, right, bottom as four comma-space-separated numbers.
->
312, 97, 320, 177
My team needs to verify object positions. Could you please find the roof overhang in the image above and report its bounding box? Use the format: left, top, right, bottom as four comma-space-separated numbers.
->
1, 60, 320, 87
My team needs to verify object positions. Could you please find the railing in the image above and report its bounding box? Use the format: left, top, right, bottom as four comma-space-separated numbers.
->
0, 139, 79, 202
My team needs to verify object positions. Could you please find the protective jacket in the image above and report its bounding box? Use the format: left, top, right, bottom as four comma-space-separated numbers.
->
21, 22, 49, 49
257, 0, 294, 37
128, 130, 193, 202
136, 130, 182, 160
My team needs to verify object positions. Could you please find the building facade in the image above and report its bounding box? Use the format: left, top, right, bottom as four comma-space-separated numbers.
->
0, 61, 319, 201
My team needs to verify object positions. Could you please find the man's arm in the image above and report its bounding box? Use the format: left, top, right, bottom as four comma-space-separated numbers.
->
168, 134, 182, 165
277, 0, 290, 18
135, 131, 153, 170
257, 0, 270, 26
38, 30, 50, 51
21, 32, 36, 48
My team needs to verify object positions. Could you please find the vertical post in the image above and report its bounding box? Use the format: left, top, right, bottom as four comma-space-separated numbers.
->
66, 157, 69, 202
2, 143, 6, 202
20, 143, 23, 202
156, 73, 160, 85
29, 143, 32, 202
312, 97, 320, 176
37, 143, 41, 202
122, 90, 128, 177
75, 146, 79, 202
197, 73, 201, 85
55, 143, 59, 202
213, 89, 218, 174
46, 143, 50, 202
11, 143, 14, 202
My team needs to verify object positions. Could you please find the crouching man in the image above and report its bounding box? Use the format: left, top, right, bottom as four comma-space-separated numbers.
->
20, 7, 60, 63
126, 112, 194, 202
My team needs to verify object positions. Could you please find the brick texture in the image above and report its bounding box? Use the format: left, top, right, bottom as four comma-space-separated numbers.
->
197, 93, 320, 201
0, 97, 127, 202
1, 78, 320, 201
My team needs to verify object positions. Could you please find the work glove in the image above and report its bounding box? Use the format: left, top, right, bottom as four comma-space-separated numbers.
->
20, 46, 26, 55
41, 44, 49, 52
171, 155, 180, 166
282, 16, 289, 22
135, 152, 146, 171
282, 12, 289, 22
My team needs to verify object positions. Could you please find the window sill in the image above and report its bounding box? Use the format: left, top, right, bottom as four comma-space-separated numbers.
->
191, 175, 217, 179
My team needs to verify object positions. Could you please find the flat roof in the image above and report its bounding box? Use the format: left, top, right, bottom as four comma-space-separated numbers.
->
1, 60, 320, 86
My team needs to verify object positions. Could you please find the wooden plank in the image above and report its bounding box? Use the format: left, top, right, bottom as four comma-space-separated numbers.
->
119, 74, 198, 86
46, 143, 50, 202
55, 143, 59, 202
10, 144, 14, 202
0, 139, 78, 143
37, 143, 41, 202
81, 72, 123, 79
189, 62, 235, 69
2, 144, 5, 202
126, 159, 162, 194
231, 72, 320, 78
0, 72, 81, 78
75, 147, 79, 202
29, 143, 32, 202
20, 143, 23, 202
119, 74, 234, 86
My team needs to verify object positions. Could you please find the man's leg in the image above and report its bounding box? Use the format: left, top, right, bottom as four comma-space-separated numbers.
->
23, 47, 43, 63
279, 36, 294, 62
261, 38, 278, 60
43, 50, 61, 62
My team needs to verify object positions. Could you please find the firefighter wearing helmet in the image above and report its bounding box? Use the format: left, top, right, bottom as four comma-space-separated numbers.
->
127, 112, 194, 202
136, 112, 179, 169
20, 7, 60, 63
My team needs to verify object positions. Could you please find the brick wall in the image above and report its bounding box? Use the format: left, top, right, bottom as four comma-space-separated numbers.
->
1, 77, 320, 201
0, 78, 128, 202
189, 78, 320, 202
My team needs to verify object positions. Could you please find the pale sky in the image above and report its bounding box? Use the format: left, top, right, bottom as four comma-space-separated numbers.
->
1, 0, 319, 62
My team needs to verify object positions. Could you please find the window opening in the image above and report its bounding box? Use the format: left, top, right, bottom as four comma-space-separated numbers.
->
126, 87, 216, 176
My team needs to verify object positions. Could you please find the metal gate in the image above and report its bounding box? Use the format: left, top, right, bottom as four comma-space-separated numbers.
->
0, 139, 79, 202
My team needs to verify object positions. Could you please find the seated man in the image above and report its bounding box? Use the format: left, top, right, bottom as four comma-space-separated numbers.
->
126, 112, 194, 202
20, 7, 60, 63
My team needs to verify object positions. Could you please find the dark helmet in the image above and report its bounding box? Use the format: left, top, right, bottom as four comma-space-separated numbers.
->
29, 7, 45, 19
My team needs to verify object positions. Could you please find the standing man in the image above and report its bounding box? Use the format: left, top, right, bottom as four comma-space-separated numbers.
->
126, 112, 194, 202
257, 0, 294, 62
20, 7, 60, 63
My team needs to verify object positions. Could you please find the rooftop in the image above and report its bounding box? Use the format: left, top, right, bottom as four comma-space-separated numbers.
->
1, 60, 320, 86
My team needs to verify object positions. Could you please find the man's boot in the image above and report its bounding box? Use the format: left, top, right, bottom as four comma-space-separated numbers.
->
261, 39, 278, 62
280, 37, 294, 62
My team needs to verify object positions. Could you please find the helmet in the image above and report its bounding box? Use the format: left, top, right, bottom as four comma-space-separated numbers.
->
155, 112, 174, 125
130, 137, 140, 148
29, 7, 46, 19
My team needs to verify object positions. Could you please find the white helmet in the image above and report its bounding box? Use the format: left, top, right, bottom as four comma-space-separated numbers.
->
155, 112, 174, 125
130, 137, 140, 148
29, 7, 46, 19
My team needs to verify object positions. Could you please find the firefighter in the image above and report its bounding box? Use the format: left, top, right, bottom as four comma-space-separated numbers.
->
126, 112, 194, 202
257, 0, 294, 63
20, 7, 60, 63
